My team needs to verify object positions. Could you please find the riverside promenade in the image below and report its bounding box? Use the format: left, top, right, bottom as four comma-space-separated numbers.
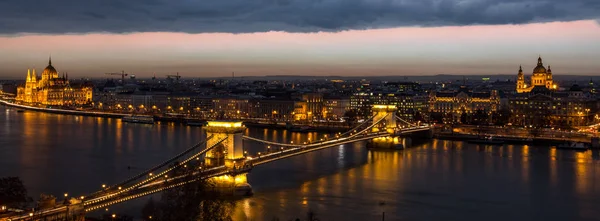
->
0, 99, 128, 118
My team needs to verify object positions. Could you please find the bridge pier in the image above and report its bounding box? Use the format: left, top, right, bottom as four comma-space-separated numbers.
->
203, 121, 252, 196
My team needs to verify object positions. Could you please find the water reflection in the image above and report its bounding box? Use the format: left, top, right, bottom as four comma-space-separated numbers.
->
3, 106, 600, 220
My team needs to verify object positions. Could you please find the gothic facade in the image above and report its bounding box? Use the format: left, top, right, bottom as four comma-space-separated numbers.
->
16, 58, 93, 106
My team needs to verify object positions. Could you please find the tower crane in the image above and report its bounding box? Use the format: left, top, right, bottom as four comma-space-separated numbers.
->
166, 72, 181, 82
105, 71, 128, 85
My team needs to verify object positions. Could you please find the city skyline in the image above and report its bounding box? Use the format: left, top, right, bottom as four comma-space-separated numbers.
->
0, 0, 599, 78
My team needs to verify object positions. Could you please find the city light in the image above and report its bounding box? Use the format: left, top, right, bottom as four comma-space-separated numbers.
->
207, 121, 243, 128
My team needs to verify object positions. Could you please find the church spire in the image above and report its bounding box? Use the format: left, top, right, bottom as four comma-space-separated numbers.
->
49, 55, 52, 65
537, 56, 543, 66
27, 69, 31, 82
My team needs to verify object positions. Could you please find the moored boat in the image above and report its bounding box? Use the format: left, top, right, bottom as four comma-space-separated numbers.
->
557, 141, 588, 151
122, 115, 154, 124
186, 119, 206, 127
468, 136, 505, 145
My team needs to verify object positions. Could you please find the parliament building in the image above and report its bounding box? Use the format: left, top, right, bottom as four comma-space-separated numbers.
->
16, 58, 93, 106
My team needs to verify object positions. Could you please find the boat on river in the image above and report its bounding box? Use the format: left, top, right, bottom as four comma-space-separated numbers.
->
122, 115, 154, 124
467, 136, 504, 145
557, 141, 588, 151
186, 119, 206, 127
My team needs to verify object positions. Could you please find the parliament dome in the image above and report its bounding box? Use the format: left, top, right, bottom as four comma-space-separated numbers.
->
42, 58, 58, 76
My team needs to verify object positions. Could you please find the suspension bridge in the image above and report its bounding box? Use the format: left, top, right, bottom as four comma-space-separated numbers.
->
3, 105, 431, 221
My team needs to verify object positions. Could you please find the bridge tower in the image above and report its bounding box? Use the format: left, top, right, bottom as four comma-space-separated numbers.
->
204, 121, 246, 168
368, 105, 403, 149
372, 105, 397, 134
204, 121, 252, 195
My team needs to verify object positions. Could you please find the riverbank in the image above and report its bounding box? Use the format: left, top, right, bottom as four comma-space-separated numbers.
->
0, 100, 354, 133
435, 132, 599, 147
0, 100, 128, 118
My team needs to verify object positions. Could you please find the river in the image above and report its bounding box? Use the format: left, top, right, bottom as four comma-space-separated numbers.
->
1, 105, 600, 220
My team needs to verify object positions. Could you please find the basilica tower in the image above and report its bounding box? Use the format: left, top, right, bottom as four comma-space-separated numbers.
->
517, 65, 525, 91
516, 56, 557, 93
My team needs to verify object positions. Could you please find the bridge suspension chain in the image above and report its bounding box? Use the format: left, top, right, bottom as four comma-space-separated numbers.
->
243, 114, 382, 148
96, 135, 215, 195
395, 115, 417, 127
85, 136, 228, 206
244, 114, 389, 155
249, 131, 390, 166
337, 114, 377, 138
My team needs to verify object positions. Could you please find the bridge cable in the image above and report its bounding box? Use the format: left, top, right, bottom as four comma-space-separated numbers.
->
85, 136, 227, 206
244, 114, 389, 153
242, 114, 380, 148
100, 135, 216, 193
395, 115, 417, 127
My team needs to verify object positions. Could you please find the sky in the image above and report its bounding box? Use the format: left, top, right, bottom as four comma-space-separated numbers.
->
0, 0, 599, 78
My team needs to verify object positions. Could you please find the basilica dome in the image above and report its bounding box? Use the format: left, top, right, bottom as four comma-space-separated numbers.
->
533, 56, 547, 73
533, 65, 547, 73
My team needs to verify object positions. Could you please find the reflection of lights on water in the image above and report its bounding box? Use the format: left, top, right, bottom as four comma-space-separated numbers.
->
338, 145, 345, 168
243, 199, 252, 219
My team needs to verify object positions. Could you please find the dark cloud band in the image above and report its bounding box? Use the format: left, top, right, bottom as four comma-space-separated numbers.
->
0, 0, 598, 34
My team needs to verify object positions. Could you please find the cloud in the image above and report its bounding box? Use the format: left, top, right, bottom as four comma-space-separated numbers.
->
0, 0, 599, 34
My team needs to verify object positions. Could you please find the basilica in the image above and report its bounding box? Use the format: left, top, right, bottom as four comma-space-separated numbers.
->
516, 56, 557, 93
16, 58, 93, 106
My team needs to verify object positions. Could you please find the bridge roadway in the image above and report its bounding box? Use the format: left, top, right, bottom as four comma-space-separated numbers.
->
4, 123, 430, 220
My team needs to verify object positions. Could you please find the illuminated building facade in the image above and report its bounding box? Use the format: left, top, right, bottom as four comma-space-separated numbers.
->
370, 92, 427, 121
16, 58, 93, 106
350, 91, 372, 119
429, 86, 500, 123
509, 85, 596, 127
323, 97, 350, 120
252, 99, 295, 120
516, 57, 557, 93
